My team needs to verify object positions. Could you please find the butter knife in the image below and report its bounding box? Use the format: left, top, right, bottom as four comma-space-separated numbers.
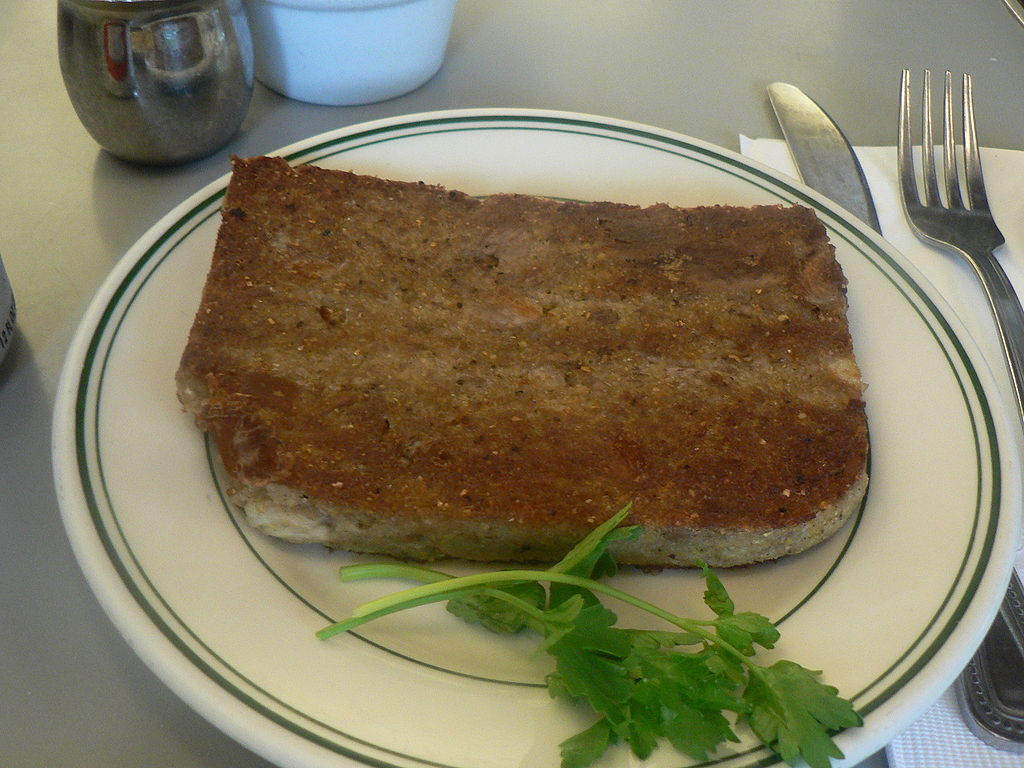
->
1004, 0, 1024, 29
769, 81, 1024, 750
767, 81, 881, 233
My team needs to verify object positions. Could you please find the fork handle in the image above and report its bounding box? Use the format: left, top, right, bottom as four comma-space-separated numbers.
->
961, 246, 1024, 748
969, 248, 1024, 428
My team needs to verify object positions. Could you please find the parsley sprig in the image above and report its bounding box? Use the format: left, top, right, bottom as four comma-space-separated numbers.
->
317, 506, 861, 768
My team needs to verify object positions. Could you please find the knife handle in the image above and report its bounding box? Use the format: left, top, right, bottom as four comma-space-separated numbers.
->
956, 569, 1024, 750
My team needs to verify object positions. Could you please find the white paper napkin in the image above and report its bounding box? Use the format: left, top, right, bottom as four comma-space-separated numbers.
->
741, 136, 1024, 768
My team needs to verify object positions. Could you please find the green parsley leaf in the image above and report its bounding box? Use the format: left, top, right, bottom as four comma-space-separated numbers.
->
744, 660, 862, 768
446, 579, 546, 634
545, 603, 634, 715
550, 504, 638, 579
559, 719, 616, 768
715, 611, 781, 656
535, 594, 587, 653
701, 561, 735, 617
664, 703, 741, 762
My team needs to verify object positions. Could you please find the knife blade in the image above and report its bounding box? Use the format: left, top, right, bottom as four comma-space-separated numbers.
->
767, 81, 882, 233
1004, 0, 1024, 29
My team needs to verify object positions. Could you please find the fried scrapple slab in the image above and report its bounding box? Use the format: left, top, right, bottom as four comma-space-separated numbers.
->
177, 156, 868, 567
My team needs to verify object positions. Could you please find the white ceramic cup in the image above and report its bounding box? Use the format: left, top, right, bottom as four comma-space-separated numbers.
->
0, 256, 15, 365
244, 0, 458, 106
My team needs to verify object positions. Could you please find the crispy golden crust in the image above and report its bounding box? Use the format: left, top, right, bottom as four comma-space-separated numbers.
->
177, 156, 868, 566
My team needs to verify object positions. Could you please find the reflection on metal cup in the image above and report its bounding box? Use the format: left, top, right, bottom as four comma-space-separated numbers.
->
58, 0, 254, 165
103, 20, 129, 83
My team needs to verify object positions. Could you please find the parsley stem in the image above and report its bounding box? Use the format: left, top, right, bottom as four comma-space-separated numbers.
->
338, 562, 455, 584
316, 586, 484, 639
318, 567, 741, 663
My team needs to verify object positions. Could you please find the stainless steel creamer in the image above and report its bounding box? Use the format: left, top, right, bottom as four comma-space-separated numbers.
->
58, 0, 253, 165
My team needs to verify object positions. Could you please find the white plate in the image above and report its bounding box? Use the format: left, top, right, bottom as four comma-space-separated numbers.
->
53, 109, 1022, 768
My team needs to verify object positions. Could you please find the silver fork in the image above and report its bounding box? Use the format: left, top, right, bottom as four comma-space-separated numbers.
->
898, 68, 1024, 750
898, 69, 1024, 418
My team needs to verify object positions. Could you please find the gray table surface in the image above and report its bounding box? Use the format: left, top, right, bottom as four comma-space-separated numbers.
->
6, 1, 1024, 766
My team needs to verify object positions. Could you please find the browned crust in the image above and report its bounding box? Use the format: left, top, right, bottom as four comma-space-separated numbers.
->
177, 156, 868, 566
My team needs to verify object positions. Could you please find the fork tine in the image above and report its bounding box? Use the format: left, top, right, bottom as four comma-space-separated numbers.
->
942, 71, 965, 208
898, 68, 1005, 256
962, 73, 991, 211
920, 70, 942, 206
898, 69, 922, 208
